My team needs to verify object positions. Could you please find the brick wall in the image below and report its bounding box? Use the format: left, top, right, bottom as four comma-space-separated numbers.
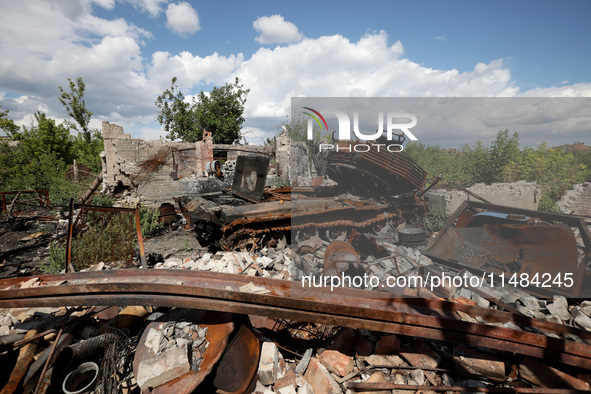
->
425, 181, 541, 213
557, 182, 591, 216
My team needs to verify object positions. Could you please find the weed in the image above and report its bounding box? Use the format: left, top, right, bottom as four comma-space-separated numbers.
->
42, 241, 66, 274
71, 210, 136, 270
139, 206, 162, 238
182, 239, 193, 252
275, 177, 290, 188
423, 205, 450, 233
538, 194, 562, 213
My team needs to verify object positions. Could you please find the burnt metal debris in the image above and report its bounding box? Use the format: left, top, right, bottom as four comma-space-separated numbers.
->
182, 144, 429, 252
1, 190, 50, 214
424, 200, 591, 297
64, 200, 147, 272
3, 270, 591, 370
326, 136, 428, 196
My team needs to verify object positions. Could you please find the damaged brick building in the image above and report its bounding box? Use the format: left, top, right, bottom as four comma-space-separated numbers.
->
100, 121, 305, 203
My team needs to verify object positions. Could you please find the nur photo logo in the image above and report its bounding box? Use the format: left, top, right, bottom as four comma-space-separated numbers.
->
302, 107, 418, 152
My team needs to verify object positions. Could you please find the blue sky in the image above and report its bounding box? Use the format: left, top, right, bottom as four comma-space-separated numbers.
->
0, 0, 590, 147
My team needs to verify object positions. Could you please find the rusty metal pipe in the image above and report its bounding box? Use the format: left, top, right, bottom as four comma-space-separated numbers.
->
135, 204, 147, 269
3, 271, 591, 369
347, 382, 590, 393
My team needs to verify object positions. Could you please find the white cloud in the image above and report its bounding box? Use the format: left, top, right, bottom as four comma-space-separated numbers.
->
165, 2, 200, 36
125, 0, 169, 17
0, 0, 154, 125
235, 31, 520, 119
518, 83, 591, 97
253, 15, 304, 44
91, 0, 116, 10
148, 51, 243, 88
0, 3, 590, 146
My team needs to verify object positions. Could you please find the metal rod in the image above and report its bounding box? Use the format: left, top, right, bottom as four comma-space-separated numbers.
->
347, 382, 589, 393
33, 310, 69, 394
65, 198, 75, 273
12, 328, 56, 348
135, 203, 147, 269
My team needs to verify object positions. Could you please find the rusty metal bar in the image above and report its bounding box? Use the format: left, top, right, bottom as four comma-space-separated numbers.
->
33, 310, 69, 394
3, 271, 591, 369
463, 187, 494, 204
65, 198, 75, 273
74, 204, 136, 213
417, 174, 442, 197
135, 203, 147, 269
2, 270, 589, 343
0, 190, 51, 213
78, 173, 103, 204
42, 190, 50, 207
7, 290, 591, 368
347, 382, 590, 393
12, 328, 56, 348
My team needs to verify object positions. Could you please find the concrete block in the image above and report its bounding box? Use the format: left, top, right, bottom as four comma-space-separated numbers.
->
303, 358, 341, 394
317, 350, 354, 377
136, 343, 190, 389
364, 371, 390, 394
452, 346, 505, 381
399, 341, 441, 369
259, 342, 280, 385
360, 354, 405, 368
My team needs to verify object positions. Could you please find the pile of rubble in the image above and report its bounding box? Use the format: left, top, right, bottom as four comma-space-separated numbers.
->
3, 298, 591, 393
253, 330, 591, 393
136, 321, 208, 389
153, 248, 297, 281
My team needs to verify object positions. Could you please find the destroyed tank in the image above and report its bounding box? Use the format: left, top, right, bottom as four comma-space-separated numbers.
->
180, 136, 429, 252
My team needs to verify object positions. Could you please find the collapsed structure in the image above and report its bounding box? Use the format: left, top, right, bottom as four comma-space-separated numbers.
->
2, 123, 591, 393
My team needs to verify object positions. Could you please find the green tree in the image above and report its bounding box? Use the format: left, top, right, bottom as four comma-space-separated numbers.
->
460, 141, 490, 185
487, 129, 520, 183
501, 143, 587, 201
193, 77, 249, 144
562, 143, 591, 182
0, 104, 18, 135
59, 77, 93, 142
1, 112, 73, 191
59, 77, 103, 171
156, 77, 249, 144
155, 77, 196, 142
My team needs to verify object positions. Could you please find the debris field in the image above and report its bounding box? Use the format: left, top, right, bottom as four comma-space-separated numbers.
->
2, 133, 591, 393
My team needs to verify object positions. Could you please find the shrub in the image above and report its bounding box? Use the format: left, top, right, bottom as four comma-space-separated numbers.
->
42, 241, 66, 274
423, 205, 450, 233
139, 205, 162, 238
538, 195, 562, 213
71, 210, 136, 269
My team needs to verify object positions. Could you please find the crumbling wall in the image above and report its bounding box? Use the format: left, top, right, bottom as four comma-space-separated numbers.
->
425, 181, 540, 213
557, 182, 591, 215
101, 122, 232, 202
100, 122, 287, 202
216, 144, 274, 161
